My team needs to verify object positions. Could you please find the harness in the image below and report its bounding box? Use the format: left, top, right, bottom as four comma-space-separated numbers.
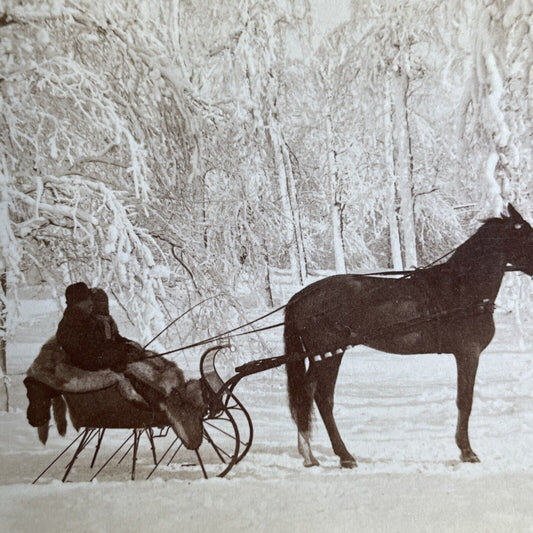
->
333, 298, 495, 354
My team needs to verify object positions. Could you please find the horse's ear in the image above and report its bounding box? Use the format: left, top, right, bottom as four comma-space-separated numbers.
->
508, 203, 524, 222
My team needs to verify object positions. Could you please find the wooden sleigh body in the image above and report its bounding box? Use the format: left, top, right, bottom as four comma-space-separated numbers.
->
32, 346, 253, 483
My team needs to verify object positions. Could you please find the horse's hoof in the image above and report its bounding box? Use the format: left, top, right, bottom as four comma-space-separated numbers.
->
304, 458, 320, 468
340, 458, 357, 469
460, 451, 480, 463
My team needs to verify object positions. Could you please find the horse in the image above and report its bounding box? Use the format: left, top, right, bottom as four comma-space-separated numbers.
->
284, 204, 533, 468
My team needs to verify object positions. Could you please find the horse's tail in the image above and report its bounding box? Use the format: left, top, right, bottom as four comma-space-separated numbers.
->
284, 320, 313, 435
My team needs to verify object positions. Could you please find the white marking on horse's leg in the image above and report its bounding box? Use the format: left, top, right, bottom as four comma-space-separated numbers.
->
298, 430, 319, 467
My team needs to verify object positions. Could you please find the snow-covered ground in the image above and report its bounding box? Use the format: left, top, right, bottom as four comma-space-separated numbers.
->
3, 297, 533, 532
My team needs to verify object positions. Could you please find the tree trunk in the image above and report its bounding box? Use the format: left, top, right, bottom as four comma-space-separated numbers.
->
0, 271, 8, 411
282, 143, 308, 282
384, 81, 403, 270
326, 115, 346, 274
263, 244, 274, 308
393, 68, 417, 268
268, 121, 304, 285
479, 49, 507, 216
387, 184, 403, 270
0, 158, 12, 412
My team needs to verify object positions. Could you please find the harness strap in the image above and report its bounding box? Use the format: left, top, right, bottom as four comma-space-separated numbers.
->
201, 299, 497, 380
342, 299, 495, 347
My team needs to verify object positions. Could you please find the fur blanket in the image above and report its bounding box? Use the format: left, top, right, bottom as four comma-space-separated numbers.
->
26, 337, 146, 404
26, 338, 205, 447
28, 337, 195, 411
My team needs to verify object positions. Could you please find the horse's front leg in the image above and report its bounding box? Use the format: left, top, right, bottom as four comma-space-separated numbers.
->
454, 349, 481, 463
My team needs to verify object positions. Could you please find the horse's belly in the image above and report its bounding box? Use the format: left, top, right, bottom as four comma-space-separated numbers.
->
366, 330, 432, 355
366, 314, 495, 355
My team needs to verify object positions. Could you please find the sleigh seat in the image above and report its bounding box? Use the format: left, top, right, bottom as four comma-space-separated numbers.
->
64, 386, 168, 430
28, 338, 205, 483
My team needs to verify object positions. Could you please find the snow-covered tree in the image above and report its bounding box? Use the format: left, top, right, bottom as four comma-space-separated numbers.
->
453, 0, 533, 333
2, 0, 533, 392
0, 0, 221, 349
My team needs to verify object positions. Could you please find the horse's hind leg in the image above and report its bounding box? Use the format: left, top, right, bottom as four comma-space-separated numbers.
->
454, 349, 481, 463
296, 376, 319, 467
286, 357, 320, 467
314, 354, 357, 468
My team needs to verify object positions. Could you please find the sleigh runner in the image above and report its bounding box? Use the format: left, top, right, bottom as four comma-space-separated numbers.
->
31, 205, 533, 481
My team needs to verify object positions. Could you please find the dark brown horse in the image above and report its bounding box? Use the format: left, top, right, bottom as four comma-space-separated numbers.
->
284, 204, 533, 468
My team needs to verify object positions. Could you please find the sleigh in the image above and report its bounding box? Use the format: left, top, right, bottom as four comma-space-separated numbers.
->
32, 345, 253, 483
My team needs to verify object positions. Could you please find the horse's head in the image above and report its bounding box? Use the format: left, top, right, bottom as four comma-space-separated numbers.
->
503, 204, 533, 276
165, 379, 207, 450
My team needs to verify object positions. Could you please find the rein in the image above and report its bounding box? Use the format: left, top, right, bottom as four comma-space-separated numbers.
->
143, 241, 513, 361
361, 247, 458, 277
144, 269, 422, 360
142, 294, 222, 350
143, 304, 286, 360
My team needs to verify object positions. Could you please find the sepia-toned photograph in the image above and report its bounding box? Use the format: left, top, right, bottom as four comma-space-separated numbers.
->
1, 0, 533, 531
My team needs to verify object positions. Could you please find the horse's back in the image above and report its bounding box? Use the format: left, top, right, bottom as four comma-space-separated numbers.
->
286, 274, 385, 314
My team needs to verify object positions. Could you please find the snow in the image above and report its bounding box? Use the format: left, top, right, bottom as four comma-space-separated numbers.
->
3, 299, 533, 532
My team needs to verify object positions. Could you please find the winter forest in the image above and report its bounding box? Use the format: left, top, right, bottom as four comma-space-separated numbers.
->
3, 0, 533, 530
2, 0, 532, 356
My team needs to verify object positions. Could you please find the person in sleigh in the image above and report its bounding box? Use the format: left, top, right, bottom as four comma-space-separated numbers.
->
24, 282, 206, 449
23, 282, 135, 441
56, 282, 143, 372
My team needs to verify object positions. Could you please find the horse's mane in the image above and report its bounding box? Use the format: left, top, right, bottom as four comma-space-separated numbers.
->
446, 216, 509, 266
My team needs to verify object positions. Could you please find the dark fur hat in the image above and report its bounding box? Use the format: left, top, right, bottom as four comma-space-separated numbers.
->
65, 282, 90, 306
